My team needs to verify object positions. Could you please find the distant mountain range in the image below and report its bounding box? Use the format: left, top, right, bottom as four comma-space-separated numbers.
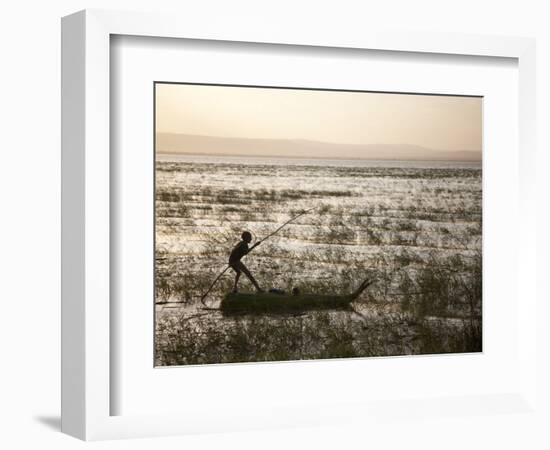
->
156, 133, 481, 162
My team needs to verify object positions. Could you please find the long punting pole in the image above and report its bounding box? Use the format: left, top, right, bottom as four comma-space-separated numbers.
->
255, 207, 315, 245
199, 207, 315, 307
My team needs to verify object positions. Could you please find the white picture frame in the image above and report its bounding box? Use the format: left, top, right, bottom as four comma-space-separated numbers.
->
61, 9, 537, 441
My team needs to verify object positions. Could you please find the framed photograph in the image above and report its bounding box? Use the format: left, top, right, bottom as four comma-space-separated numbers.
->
153, 82, 483, 367
61, 9, 537, 441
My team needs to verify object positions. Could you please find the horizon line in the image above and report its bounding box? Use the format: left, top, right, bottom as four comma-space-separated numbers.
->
155, 132, 482, 154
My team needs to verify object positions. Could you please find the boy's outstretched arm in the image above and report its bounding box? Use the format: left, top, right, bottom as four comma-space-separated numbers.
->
248, 241, 261, 252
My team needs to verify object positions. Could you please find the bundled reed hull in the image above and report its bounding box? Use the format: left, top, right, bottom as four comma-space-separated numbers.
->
220, 279, 372, 314
220, 292, 354, 313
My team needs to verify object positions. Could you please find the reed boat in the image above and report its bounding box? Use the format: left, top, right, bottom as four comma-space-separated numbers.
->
220, 278, 373, 314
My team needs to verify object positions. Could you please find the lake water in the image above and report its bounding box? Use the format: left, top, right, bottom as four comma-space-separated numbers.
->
154, 153, 482, 366
157, 152, 482, 169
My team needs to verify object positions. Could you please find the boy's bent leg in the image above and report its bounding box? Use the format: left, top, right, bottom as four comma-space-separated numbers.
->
232, 272, 241, 293
240, 263, 263, 292
230, 263, 241, 293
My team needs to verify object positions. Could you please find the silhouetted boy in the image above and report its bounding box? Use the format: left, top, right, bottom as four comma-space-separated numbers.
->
229, 231, 263, 293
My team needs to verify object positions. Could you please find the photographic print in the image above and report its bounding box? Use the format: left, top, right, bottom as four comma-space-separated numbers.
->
154, 83, 482, 366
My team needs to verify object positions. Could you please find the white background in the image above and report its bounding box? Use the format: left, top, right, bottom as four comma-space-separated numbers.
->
1, 1, 548, 449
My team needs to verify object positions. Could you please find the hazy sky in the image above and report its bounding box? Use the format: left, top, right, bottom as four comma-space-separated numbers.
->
156, 83, 482, 155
